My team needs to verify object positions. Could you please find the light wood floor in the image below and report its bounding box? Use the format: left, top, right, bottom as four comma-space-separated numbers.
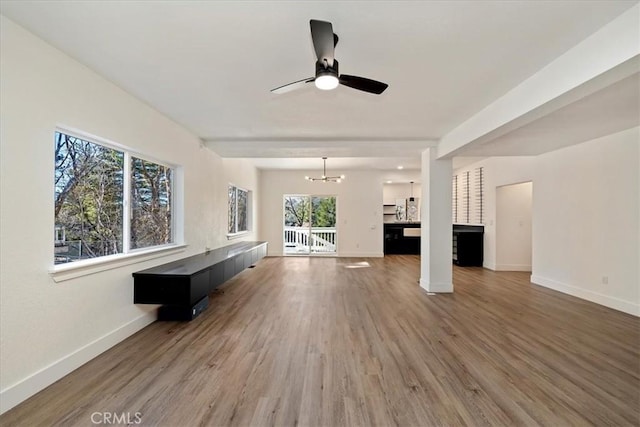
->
2, 256, 639, 426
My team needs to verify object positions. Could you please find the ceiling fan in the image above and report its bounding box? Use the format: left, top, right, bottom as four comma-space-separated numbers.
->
271, 20, 388, 95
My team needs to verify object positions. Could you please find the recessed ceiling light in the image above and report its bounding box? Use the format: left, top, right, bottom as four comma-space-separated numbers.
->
397, 166, 404, 170
386, 180, 393, 184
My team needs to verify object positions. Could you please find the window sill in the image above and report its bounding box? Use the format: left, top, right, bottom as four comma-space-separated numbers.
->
227, 231, 249, 240
50, 244, 187, 283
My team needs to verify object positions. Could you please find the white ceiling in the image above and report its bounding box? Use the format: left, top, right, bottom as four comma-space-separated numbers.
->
250, 157, 421, 171
457, 72, 640, 156
1, 0, 637, 170
250, 156, 486, 171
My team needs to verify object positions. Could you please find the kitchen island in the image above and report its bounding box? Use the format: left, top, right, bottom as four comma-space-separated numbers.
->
383, 222, 421, 255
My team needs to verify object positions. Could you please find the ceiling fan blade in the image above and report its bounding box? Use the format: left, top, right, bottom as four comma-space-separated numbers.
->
271, 77, 315, 94
339, 75, 388, 94
310, 20, 334, 67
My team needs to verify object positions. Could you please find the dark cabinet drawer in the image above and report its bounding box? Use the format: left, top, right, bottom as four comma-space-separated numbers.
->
190, 270, 210, 305
224, 258, 236, 281
235, 255, 244, 274
134, 275, 190, 305
209, 262, 224, 291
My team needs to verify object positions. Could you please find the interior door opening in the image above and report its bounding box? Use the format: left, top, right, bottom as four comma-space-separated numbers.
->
495, 181, 533, 271
283, 195, 337, 255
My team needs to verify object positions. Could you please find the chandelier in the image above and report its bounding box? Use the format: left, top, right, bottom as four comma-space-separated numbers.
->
304, 157, 345, 183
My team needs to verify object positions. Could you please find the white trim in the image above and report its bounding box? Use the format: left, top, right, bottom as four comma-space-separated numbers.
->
56, 125, 130, 154
228, 184, 251, 235
494, 264, 532, 272
419, 278, 454, 293
50, 244, 187, 282
227, 231, 249, 240
483, 262, 497, 271
530, 275, 640, 317
56, 125, 178, 169
229, 183, 249, 194
0, 311, 157, 415
122, 151, 132, 254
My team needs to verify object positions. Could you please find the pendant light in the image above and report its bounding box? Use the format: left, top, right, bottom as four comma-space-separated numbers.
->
304, 157, 345, 183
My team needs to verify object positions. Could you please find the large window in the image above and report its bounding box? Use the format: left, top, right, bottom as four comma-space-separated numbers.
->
130, 157, 172, 249
54, 131, 174, 265
283, 195, 337, 255
228, 185, 249, 236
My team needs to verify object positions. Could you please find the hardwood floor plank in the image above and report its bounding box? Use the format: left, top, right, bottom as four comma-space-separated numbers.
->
1, 256, 638, 426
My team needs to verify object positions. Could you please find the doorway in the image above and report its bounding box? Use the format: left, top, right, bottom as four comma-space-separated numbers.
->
283, 195, 337, 255
495, 182, 533, 271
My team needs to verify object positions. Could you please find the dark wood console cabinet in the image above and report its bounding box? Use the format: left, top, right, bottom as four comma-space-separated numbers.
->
453, 225, 483, 266
133, 241, 268, 320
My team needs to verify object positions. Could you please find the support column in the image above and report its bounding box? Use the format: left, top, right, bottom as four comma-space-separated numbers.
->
420, 148, 453, 292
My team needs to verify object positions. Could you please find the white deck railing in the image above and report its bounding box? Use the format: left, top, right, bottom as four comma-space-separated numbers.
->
284, 226, 336, 254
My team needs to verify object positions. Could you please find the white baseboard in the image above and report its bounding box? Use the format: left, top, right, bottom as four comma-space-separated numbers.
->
530, 275, 639, 317
495, 264, 532, 272
0, 311, 156, 415
484, 262, 531, 272
419, 278, 453, 293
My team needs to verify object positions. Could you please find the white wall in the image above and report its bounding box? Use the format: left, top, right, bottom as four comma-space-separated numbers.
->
0, 16, 260, 413
383, 182, 422, 204
531, 127, 639, 316
453, 156, 536, 270
496, 182, 533, 271
222, 158, 261, 244
455, 128, 639, 315
259, 170, 384, 257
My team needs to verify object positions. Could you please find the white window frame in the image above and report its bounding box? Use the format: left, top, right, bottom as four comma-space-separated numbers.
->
128, 152, 176, 252
227, 184, 251, 239
51, 126, 185, 281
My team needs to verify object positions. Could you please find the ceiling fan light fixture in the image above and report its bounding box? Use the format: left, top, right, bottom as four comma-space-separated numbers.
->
315, 74, 339, 90
271, 20, 388, 95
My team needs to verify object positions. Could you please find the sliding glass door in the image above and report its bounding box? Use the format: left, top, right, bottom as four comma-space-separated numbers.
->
283, 195, 337, 255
